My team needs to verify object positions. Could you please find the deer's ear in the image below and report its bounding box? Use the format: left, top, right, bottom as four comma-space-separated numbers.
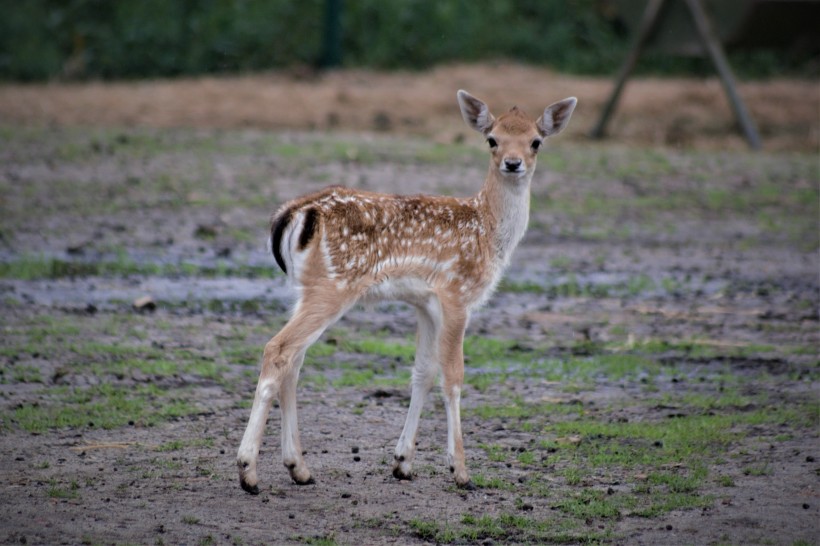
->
457, 90, 495, 135
537, 97, 577, 137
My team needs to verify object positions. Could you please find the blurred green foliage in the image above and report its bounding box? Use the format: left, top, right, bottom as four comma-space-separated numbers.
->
341, 0, 625, 72
0, 0, 810, 81
0, 0, 324, 80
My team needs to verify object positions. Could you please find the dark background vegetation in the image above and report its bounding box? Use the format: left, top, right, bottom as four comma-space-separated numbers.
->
1, 0, 816, 82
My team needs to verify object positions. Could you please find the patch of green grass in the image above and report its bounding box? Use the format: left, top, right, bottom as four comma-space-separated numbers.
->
471, 399, 584, 421
546, 402, 814, 469
497, 279, 551, 295
409, 512, 611, 544
333, 369, 376, 388
259, 331, 538, 391
408, 519, 454, 542
0, 255, 278, 281
464, 336, 525, 364
151, 457, 183, 471
10, 364, 44, 383
466, 371, 499, 392
634, 338, 777, 360
260, 134, 482, 168
198, 535, 216, 546
0, 254, 155, 280
69, 340, 163, 361
659, 390, 761, 411
332, 367, 409, 388
471, 473, 514, 490
549, 256, 574, 272
307, 341, 337, 358
413, 142, 483, 165
554, 489, 623, 519
269, 140, 377, 165
718, 475, 735, 487
298, 534, 339, 546
499, 273, 705, 300
562, 466, 585, 486
63, 341, 231, 385
479, 443, 509, 463
529, 147, 818, 248
4, 315, 83, 346
222, 344, 261, 366
498, 276, 612, 298
550, 413, 730, 467
630, 490, 714, 517
157, 440, 186, 452
743, 463, 773, 476
517, 450, 536, 465
468, 386, 776, 524
647, 465, 707, 493
9, 383, 200, 433
338, 338, 415, 363
465, 352, 661, 391
484, 397, 818, 527
47, 479, 80, 499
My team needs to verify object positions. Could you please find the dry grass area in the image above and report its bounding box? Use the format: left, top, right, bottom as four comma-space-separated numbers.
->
1, 62, 817, 152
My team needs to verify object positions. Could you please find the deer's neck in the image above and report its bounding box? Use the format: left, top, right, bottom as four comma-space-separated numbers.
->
476, 167, 532, 265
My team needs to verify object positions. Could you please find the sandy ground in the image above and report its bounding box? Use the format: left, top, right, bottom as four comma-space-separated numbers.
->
0, 62, 817, 152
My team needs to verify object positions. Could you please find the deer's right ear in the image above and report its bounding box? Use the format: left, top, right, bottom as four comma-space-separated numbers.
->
457, 90, 495, 135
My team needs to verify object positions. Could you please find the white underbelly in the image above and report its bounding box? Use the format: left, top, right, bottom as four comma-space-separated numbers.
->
361, 276, 434, 308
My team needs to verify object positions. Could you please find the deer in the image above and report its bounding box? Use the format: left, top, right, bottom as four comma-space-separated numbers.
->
236, 90, 577, 493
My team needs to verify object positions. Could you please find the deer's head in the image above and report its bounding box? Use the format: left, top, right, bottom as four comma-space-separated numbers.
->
457, 90, 577, 181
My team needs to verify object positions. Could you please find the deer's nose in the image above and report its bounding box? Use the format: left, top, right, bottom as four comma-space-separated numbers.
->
504, 158, 522, 171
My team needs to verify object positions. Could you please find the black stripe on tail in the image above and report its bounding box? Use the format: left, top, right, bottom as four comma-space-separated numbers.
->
298, 208, 319, 250
270, 206, 320, 275
270, 208, 294, 274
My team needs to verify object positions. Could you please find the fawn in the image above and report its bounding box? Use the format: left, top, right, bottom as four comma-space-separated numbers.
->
237, 90, 577, 493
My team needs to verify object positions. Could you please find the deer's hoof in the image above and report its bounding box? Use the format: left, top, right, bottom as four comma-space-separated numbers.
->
237, 459, 259, 495
392, 456, 414, 481
292, 474, 315, 485
240, 478, 260, 495
285, 461, 314, 485
457, 479, 476, 491
392, 465, 413, 481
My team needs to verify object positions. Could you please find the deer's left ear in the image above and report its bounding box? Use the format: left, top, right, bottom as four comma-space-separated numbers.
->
536, 97, 577, 137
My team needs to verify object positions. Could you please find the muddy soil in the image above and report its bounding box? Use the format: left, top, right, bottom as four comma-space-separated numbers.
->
0, 68, 818, 545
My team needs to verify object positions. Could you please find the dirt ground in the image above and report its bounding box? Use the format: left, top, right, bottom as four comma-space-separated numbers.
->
0, 64, 818, 545
0, 63, 817, 152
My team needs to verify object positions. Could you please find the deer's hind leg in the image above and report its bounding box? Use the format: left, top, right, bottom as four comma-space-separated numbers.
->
237, 295, 348, 493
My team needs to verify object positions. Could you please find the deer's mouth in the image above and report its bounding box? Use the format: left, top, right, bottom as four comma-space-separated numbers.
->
500, 165, 527, 177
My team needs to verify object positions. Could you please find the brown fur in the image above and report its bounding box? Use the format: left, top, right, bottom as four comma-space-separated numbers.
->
272, 185, 499, 306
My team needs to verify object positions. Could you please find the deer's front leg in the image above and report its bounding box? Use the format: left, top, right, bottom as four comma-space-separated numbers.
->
394, 302, 441, 480
439, 306, 471, 488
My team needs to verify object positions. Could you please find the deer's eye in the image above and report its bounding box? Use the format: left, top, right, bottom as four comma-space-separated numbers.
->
531, 139, 542, 152
487, 137, 498, 148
